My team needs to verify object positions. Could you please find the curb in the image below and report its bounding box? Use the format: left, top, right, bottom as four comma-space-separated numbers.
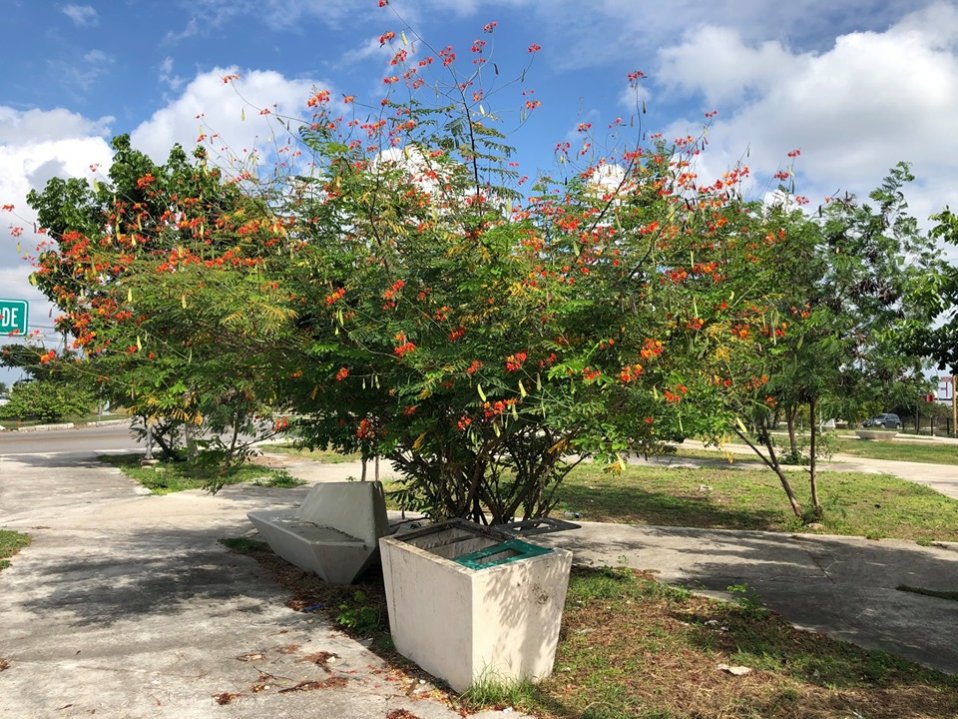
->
1, 418, 130, 433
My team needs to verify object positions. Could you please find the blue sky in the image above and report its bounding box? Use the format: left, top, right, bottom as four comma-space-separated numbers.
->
2, 0, 958, 354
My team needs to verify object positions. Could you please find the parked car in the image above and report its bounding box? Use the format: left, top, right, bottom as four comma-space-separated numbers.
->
862, 413, 902, 430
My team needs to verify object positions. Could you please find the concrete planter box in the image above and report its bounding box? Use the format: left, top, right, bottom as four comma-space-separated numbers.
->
380, 520, 573, 693
856, 429, 898, 441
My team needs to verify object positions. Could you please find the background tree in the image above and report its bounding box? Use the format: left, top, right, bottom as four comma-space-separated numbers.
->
27, 135, 297, 467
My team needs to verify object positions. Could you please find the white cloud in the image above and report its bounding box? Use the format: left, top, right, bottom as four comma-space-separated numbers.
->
0, 107, 112, 144
47, 49, 114, 95
658, 27, 800, 107
130, 68, 316, 162
129, 67, 337, 171
61, 4, 98, 27
0, 114, 114, 328
339, 36, 399, 68
159, 57, 185, 92
83, 49, 112, 65
654, 2, 958, 221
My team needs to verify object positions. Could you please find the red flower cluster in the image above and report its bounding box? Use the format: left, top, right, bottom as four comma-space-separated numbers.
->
356, 418, 374, 439
582, 367, 601, 382
663, 385, 688, 403
640, 338, 663, 361
482, 398, 517, 420
325, 287, 346, 306
393, 331, 416, 358
504, 351, 527, 372
307, 89, 331, 107
618, 364, 643, 384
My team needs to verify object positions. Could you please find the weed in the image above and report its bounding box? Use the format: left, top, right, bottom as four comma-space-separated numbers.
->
459, 674, 538, 711
252, 469, 304, 488
726, 583, 770, 620
336, 590, 382, 634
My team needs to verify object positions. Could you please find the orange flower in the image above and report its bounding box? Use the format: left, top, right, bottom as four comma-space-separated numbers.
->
504, 351, 527, 373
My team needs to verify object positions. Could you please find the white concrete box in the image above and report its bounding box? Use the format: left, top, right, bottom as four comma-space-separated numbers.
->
379, 521, 573, 693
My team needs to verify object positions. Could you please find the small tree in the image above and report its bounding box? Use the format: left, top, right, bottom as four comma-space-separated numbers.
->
27, 136, 298, 467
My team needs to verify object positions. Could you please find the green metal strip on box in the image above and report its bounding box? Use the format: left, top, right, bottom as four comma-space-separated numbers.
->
454, 539, 553, 570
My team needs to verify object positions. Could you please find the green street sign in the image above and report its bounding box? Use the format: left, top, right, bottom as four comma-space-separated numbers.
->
0, 299, 29, 335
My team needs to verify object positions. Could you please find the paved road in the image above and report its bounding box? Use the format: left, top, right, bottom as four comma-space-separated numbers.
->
0, 422, 140, 455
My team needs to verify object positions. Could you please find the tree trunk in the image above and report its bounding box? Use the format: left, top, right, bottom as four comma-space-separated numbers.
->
734, 425, 804, 518
785, 405, 799, 458
808, 398, 821, 518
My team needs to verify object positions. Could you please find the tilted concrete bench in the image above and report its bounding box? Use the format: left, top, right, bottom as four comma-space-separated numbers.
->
247, 481, 389, 585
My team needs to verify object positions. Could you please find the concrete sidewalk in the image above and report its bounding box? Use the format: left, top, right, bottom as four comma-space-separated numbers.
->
0, 452, 516, 719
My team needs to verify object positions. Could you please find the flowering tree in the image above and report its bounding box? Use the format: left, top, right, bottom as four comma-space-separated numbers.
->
261, 28, 792, 523
27, 135, 297, 467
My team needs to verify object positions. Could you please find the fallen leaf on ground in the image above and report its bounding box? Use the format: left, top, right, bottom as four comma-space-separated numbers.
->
278, 676, 348, 692
386, 710, 421, 719
301, 651, 338, 670
212, 692, 241, 705
276, 644, 301, 654
0, 658, 9, 672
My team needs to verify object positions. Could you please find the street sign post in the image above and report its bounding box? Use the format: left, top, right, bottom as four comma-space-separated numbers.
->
0, 299, 28, 335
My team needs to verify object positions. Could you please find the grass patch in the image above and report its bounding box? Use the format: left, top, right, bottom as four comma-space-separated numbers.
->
0, 412, 129, 428
0, 529, 30, 571
833, 437, 958, 465
260, 443, 361, 463
251, 469, 305, 489
459, 675, 540, 711
684, 434, 958, 465
100, 453, 301, 494
897, 585, 958, 602
554, 464, 958, 542
523, 567, 958, 719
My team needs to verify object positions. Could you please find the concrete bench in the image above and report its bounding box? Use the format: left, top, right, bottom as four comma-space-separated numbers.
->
247, 481, 389, 585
